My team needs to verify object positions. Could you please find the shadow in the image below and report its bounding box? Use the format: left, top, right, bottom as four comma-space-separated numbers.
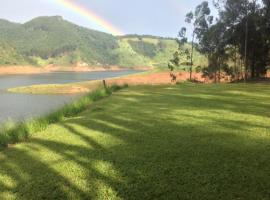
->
231, 77, 270, 83
1, 84, 270, 199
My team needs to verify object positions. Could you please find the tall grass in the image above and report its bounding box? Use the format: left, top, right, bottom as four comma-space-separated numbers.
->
0, 84, 127, 149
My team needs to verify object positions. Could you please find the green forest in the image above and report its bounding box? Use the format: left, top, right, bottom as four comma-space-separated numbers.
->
0, 16, 205, 68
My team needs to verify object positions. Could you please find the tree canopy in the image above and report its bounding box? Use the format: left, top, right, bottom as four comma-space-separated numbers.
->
175, 0, 270, 81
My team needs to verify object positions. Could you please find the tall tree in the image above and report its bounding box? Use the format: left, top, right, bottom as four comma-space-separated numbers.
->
168, 28, 190, 82
199, 21, 228, 82
219, 0, 269, 78
184, 1, 212, 80
263, 0, 270, 69
173, 0, 270, 81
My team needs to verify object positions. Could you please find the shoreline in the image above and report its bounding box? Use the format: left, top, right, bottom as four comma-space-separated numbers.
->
8, 72, 205, 94
0, 65, 153, 75
0, 85, 126, 149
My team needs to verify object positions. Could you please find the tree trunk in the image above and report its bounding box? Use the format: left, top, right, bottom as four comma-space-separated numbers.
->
237, 55, 242, 81
240, 59, 244, 80
234, 45, 238, 81
244, 9, 249, 82
190, 31, 195, 81
251, 60, 255, 78
214, 57, 217, 83
219, 62, 221, 83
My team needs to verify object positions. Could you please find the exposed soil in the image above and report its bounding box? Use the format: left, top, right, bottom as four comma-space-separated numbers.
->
8, 72, 206, 94
0, 66, 46, 75
107, 72, 205, 86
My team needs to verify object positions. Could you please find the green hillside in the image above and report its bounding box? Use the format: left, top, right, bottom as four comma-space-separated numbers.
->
0, 17, 118, 66
0, 16, 207, 68
117, 36, 207, 68
0, 41, 27, 65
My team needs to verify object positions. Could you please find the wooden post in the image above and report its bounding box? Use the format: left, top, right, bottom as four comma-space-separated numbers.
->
103, 80, 107, 88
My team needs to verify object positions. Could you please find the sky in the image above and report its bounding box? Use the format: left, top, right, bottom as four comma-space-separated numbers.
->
0, 0, 217, 38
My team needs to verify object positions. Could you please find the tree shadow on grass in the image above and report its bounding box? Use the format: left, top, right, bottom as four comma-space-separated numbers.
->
0, 85, 270, 199
0, 148, 89, 199
114, 84, 270, 119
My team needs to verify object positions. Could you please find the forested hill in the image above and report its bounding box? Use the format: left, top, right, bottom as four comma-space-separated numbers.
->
0, 16, 206, 68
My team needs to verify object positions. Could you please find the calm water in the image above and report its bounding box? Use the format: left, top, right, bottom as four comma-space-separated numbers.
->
0, 70, 140, 124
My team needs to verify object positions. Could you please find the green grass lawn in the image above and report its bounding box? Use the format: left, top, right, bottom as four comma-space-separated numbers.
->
1, 83, 270, 199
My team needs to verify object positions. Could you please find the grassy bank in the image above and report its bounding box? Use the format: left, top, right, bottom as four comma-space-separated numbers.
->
0, 84, 126, 149
7, 70, 200, 95
0, 83, 270, 199
7, 80, 102, 94
7, 70, 147, 95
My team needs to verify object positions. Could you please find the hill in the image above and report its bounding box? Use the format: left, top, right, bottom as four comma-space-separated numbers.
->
0, 16, 207, 68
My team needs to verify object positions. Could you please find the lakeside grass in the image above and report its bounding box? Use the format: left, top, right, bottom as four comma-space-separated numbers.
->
7, 80, 102, 94
0, 83, 270, 199
7, 69, 191, 95
7, 70, 148, 95
0, 84, 125, 149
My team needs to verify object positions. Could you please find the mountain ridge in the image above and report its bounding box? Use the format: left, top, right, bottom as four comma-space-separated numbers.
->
0, 16, 206, 68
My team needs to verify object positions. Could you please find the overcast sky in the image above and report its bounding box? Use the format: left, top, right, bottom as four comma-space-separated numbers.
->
0, 0, 217, 37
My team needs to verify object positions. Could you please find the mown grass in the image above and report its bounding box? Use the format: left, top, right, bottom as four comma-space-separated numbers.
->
0, 83, 270, 199
0, 84, 126, 149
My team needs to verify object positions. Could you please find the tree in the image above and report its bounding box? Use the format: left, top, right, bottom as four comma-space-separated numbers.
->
199, 21, 228, 82
202, 0, 269, 80
217, 0, 269, 78
172, 0, 270, 81
263, 0, 270, 69
168, 28, 190, 82
184, 1, 212, 80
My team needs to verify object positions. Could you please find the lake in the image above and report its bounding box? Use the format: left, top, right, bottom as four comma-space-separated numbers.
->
0, 70, 140, 124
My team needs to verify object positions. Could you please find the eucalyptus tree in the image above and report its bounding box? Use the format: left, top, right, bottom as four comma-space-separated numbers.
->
168, 27, 190, 82
263, 0, 270, 67
214, 0, 269, 78
184, 1, 213, 80
173, 0, 270, 81
198, 20, 229, 82
263, 0, 270, 30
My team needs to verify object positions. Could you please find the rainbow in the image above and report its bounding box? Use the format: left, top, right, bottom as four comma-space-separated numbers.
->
54, 0, 124, 35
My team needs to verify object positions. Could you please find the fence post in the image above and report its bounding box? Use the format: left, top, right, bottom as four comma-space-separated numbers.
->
103, 80, 107, 89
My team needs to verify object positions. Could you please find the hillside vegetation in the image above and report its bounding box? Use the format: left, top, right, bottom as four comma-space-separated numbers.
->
0, 41, 28, 65
0, 16, 206, 68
